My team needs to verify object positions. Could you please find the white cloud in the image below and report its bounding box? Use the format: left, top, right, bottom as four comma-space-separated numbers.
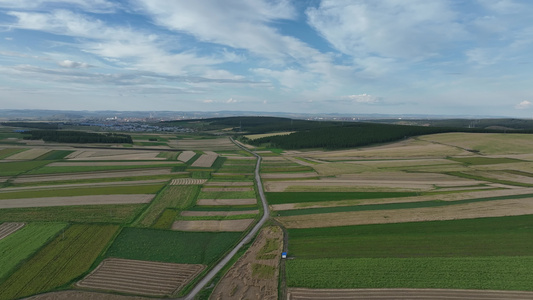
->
342, 94, 380, 104
0, 0, 117, 13
226, 97, 237, 104
306, 0, 467, 60
515, 100, 532, 109
58, 60, 89, 68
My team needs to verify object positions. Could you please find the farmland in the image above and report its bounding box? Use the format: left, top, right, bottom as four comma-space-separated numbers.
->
4, 117, 533, 299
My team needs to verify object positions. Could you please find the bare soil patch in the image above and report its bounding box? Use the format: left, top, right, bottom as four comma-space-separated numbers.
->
191, 154, 218, 167
277, 197, 533, 228
201, 187, 254, 192
197, 198, 257, 206
261, 172, 317, 179
14, 169, 174, 183
0, 180, 167, 192
67, 150, 163, 161
26, 290, 149, 300
287, 288, 533, 300
210, 226, 283, 300
77, 258, 205, 296
0, 222, 25, 240
181, 210, 259, 217
4, 148, 51, 160
204, 181, 253, 186
170, 138, 238, 151
0, 194, 153, 209
49, 161, 180, 167
172, 219, 254, 232
177, 151, 196, 162
170, 178, 207, 185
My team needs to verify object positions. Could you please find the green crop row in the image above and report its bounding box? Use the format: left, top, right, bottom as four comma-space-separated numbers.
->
448, 157, 523, 165
177, 214, 257, 221
266, 191, 418, 205
0, 184, 164, 200
286, 256, 533, 290
0, 161, 51, 176
105, 227, 241, 265
133, 185, 200, 227
0, 223, 67, 279
0, 224, 119, 300
288, 215, 533, 259
151, 209, 179, 229
0, 204, 145, 223
34, 150, 74, 160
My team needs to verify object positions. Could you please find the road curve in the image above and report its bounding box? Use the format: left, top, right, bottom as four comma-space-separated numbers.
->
180, 137, 269, 300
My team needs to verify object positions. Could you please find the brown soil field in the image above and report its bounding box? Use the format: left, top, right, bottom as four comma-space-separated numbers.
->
181, 210, 259, 217
213, 173, 253, 176
177, 150, 196, 162
0, 194, 153, 209
419, 132, 533, 155
210, 226, 283, 300
464, 170, 533, 185
224, 156, 255, 160
26, 290, 150, 300
13, 169, 175, 183
262, 157, 287, 161
4, 148, 51, 160
0, 180, 167, 192
245, 131, 294, 140
284, 156, 314, 167
171, 219, 254, 232
261, 172, 317, 179
201, 187, 254, 192
204, 181, 254, 186
303, 138, 470, 160
170, 138, 238, 151
197, 198, 257, 206
191, 154, 218, 167
264, 173, 477, 192
170, 178, 207, 185
277, 197, 533, 228
67, 150, 163, 161
271, 186, 533, 211
49, 161, 181, 167
287, 288, 533, 300
77, 258, 205, 296
0, 222, 25, 240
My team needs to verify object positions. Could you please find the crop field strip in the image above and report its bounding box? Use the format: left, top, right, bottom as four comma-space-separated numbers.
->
48, 161, 184, 166
197, 198, 257, 206
181, 210, 259, 217
105, 228, 242, 265
13, 169, 176, 183
1, 179, 168, 192
0, 223, 67, 279
0, 184, 163, 199
3, 148, 52, 160
0, 148, 26, 159
178, 151, 196, 162
287, 288, 533, 300
172, 219, 254, 232
286, 215, 533, 291
170, 178, 207, 185
0, 222, 25, 240
77, 258, 205, 296
0, 194, 154, 209
0, 224, 119, 300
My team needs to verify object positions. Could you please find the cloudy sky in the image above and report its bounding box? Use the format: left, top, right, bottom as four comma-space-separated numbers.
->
1, 0, 532, 117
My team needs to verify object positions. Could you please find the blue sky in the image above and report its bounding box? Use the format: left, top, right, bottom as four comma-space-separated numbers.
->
1, 0, 532, 117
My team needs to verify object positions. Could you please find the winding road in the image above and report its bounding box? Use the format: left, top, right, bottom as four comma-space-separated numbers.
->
180, 137, 269, 300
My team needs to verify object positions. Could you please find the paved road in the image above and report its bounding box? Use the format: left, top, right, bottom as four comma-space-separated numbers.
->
180, 138, 269, 300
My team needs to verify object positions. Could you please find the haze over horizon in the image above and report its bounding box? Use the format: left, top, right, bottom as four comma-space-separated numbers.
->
1, 0, 532, 117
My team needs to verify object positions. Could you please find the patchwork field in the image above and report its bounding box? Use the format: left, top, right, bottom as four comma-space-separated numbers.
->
171, 218, 254, 232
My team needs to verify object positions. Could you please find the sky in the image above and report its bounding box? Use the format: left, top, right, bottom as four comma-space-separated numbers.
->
0, 0, 532, 117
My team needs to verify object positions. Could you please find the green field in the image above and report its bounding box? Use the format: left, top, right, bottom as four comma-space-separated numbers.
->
134, 185, 200, 227
0, 148, 26, 159
0, 204, 145, 223
0, 224, 119, 300
0, 184, 164, 200
266, 192, 419, 205
0, 161, 51, 176
286, 256, 533, 290
287, 215, 533, 259
105, 227, 241, 265
34, 150, 74, 160
0, 223, 67, 279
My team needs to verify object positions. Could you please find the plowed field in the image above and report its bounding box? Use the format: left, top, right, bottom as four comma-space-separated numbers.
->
0, 222, 25, 240
170, 178, 207, 185
78, 258, 204, 296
